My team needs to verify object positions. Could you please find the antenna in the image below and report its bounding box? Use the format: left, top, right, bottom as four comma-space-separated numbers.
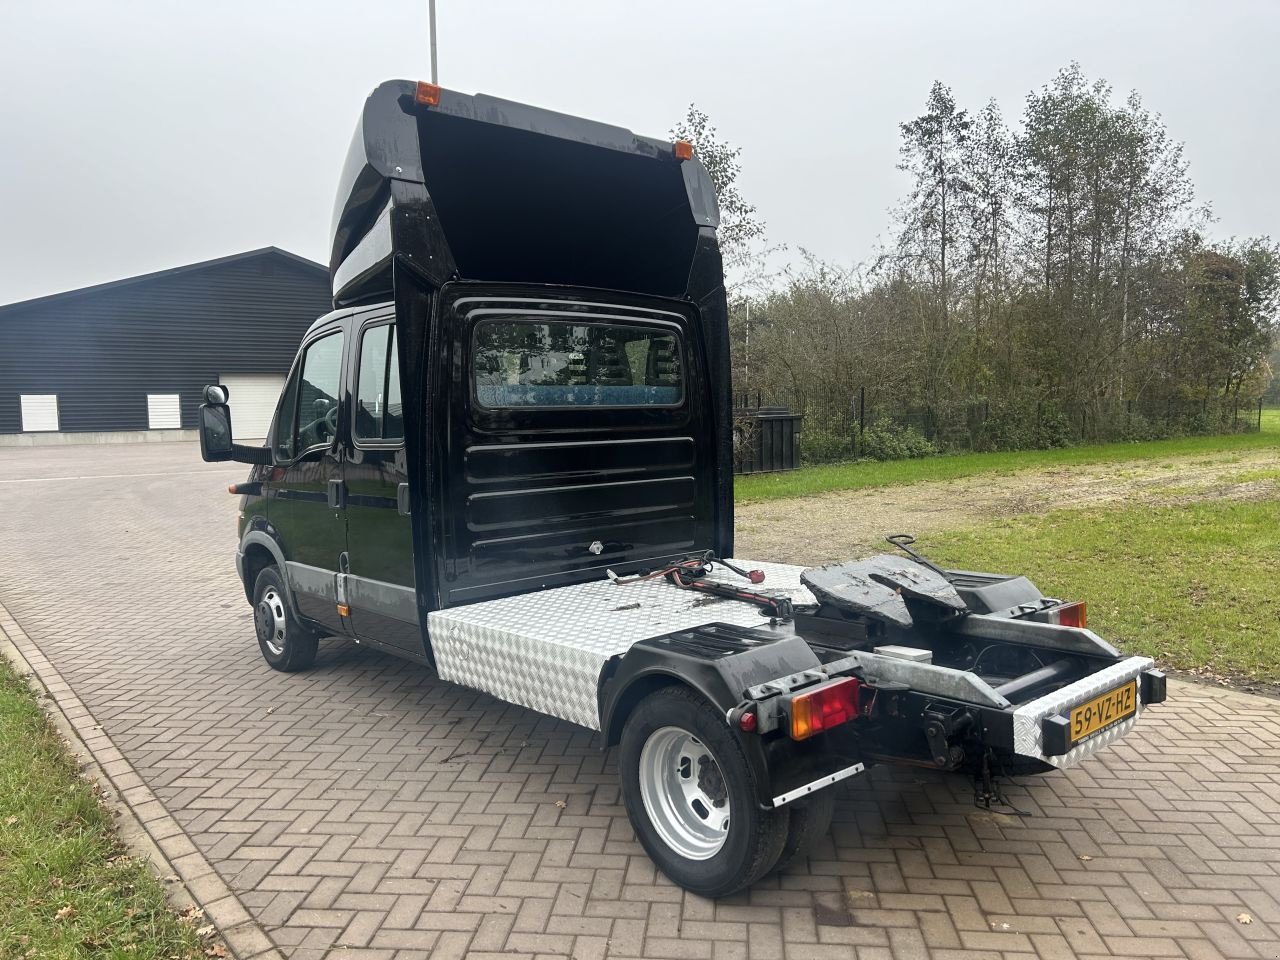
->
429, 0, 439, 83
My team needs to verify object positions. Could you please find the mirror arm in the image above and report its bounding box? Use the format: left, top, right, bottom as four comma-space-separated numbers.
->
231, 444, 273, 465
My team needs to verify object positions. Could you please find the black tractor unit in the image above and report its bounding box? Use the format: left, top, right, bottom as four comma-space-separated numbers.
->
198, 79, 1166, 897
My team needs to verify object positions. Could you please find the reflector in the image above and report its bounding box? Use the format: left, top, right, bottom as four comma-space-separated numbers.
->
674, 140, 694, 161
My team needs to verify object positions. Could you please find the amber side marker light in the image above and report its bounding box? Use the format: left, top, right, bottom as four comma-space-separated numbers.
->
789, 677, 862, 741
1047, 601, 1088, 629
415, 81, 442, 106
337, 604, 351, 618
674, 139, 694, 160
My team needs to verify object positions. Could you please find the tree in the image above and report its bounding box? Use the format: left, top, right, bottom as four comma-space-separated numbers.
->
671, 105, 765, 269
896, 81, 973, 320
726, 65, 1268, 459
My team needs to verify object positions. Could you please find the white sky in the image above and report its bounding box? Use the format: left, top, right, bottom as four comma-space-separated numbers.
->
1, 0, 1276, 303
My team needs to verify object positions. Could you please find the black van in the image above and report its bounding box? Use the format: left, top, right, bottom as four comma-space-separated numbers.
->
199, 80, 1165, 896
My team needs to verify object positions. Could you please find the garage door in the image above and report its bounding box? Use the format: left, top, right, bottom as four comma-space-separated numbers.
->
218, 374, 286, 440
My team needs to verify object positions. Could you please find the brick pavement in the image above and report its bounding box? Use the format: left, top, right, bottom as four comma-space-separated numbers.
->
0, 442, 1277, 960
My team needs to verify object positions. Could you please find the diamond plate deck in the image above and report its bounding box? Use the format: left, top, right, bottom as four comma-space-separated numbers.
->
427, 559, 814, 729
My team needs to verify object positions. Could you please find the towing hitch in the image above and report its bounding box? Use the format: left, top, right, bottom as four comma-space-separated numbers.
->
922, 703, 975, 768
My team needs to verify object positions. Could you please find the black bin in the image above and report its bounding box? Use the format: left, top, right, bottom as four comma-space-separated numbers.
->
733, 407, 803, 475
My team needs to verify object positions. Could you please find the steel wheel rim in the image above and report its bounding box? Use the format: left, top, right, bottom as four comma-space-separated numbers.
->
638, 726, 731, 861
256, 587, 288, 656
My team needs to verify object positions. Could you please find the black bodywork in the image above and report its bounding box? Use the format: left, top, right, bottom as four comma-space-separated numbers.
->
224, 80, 734, 666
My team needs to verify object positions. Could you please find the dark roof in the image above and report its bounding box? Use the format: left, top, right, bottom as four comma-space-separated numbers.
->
0, 247, 327, 317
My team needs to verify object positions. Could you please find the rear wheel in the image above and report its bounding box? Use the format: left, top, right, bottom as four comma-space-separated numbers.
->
619, 685, 789, 897
252, 567, 319, 672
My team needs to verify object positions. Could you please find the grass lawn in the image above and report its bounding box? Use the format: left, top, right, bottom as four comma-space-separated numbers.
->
736, 419, 1280, 504
0, 660, 203, 959
926, 498, 1280, 684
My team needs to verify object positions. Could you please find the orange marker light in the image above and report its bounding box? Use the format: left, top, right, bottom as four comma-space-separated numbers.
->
789, 677, 861, 741
337, 603, 351, 618
415, 81, 442, 106
674, 139, 694, 161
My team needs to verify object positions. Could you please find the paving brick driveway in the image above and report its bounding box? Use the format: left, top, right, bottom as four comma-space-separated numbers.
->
1, 442, 1278, 960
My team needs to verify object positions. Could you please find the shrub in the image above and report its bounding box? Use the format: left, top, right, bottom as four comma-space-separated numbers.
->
859, 418, 938, 461
800, 424, 854, 464
1033, 406, 1073, 448
1117, 411, 1173, 442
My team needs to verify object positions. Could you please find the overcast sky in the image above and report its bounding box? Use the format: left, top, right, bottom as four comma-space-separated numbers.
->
1, 0, 1276, 304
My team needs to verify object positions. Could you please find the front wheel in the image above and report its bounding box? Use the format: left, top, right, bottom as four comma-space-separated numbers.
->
252, 567, 319, 672
618, 685, 789, 897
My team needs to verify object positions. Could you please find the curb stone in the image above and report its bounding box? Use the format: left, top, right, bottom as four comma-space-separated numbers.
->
0, 598, 285, 960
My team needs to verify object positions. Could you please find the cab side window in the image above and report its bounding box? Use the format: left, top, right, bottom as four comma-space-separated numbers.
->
278, 331, 344, 459
354, 324, 403, 443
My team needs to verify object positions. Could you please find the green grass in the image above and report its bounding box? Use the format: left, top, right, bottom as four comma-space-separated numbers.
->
0, 661, 203, 960
1262, 405, 1280, 434
926, 498, 1280, 683
736, 422, 1280, 504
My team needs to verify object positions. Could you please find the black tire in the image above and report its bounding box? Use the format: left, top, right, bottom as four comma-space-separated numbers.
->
618, 685, 790, 898
772, 789, 836, 875
252, 567, 319, 672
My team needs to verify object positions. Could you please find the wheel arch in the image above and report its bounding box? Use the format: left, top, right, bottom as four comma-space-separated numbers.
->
239, 530, 293, 609
601, 669, 712, 749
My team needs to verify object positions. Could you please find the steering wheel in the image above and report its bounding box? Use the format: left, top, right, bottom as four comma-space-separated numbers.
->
323, 404, 339, 439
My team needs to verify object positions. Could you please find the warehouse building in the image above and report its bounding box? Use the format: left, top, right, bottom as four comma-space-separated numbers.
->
0, 248, 332, 443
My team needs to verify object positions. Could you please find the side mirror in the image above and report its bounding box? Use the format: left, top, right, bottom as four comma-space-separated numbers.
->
197, 384, 271, 465
199, 403, 234, 461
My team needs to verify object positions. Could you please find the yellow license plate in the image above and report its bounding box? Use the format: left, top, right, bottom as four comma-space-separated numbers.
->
1070, 680, 1137, 743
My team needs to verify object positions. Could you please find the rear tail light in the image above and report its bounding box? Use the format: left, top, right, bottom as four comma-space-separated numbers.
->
788, 677, 861, 741
1046, 601, 1087, 629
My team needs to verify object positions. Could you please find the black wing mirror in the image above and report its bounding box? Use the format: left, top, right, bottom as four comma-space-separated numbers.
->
198, 384, 270, 465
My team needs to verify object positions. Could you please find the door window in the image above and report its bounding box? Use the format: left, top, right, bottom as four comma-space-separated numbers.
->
277, 331, 344, 459
354, 324, 403, 443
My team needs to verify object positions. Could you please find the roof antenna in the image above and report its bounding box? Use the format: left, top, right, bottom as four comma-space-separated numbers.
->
429, 0, 439, 83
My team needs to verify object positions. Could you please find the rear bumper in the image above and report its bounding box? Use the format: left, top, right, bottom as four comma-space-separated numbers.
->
1010, 655, 1160, 769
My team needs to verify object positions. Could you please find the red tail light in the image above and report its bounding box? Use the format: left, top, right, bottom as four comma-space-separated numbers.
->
789, 677, 861, 740
1047, 601, 1087, 629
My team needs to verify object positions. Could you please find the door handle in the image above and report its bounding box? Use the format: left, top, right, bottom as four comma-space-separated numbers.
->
397, 482, 411, 517
327, 478, 345, 509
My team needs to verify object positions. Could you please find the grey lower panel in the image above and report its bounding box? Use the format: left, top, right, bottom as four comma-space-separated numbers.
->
285, 561, 345, 632
286, 561, 336, 601
346, 575, 419, 622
